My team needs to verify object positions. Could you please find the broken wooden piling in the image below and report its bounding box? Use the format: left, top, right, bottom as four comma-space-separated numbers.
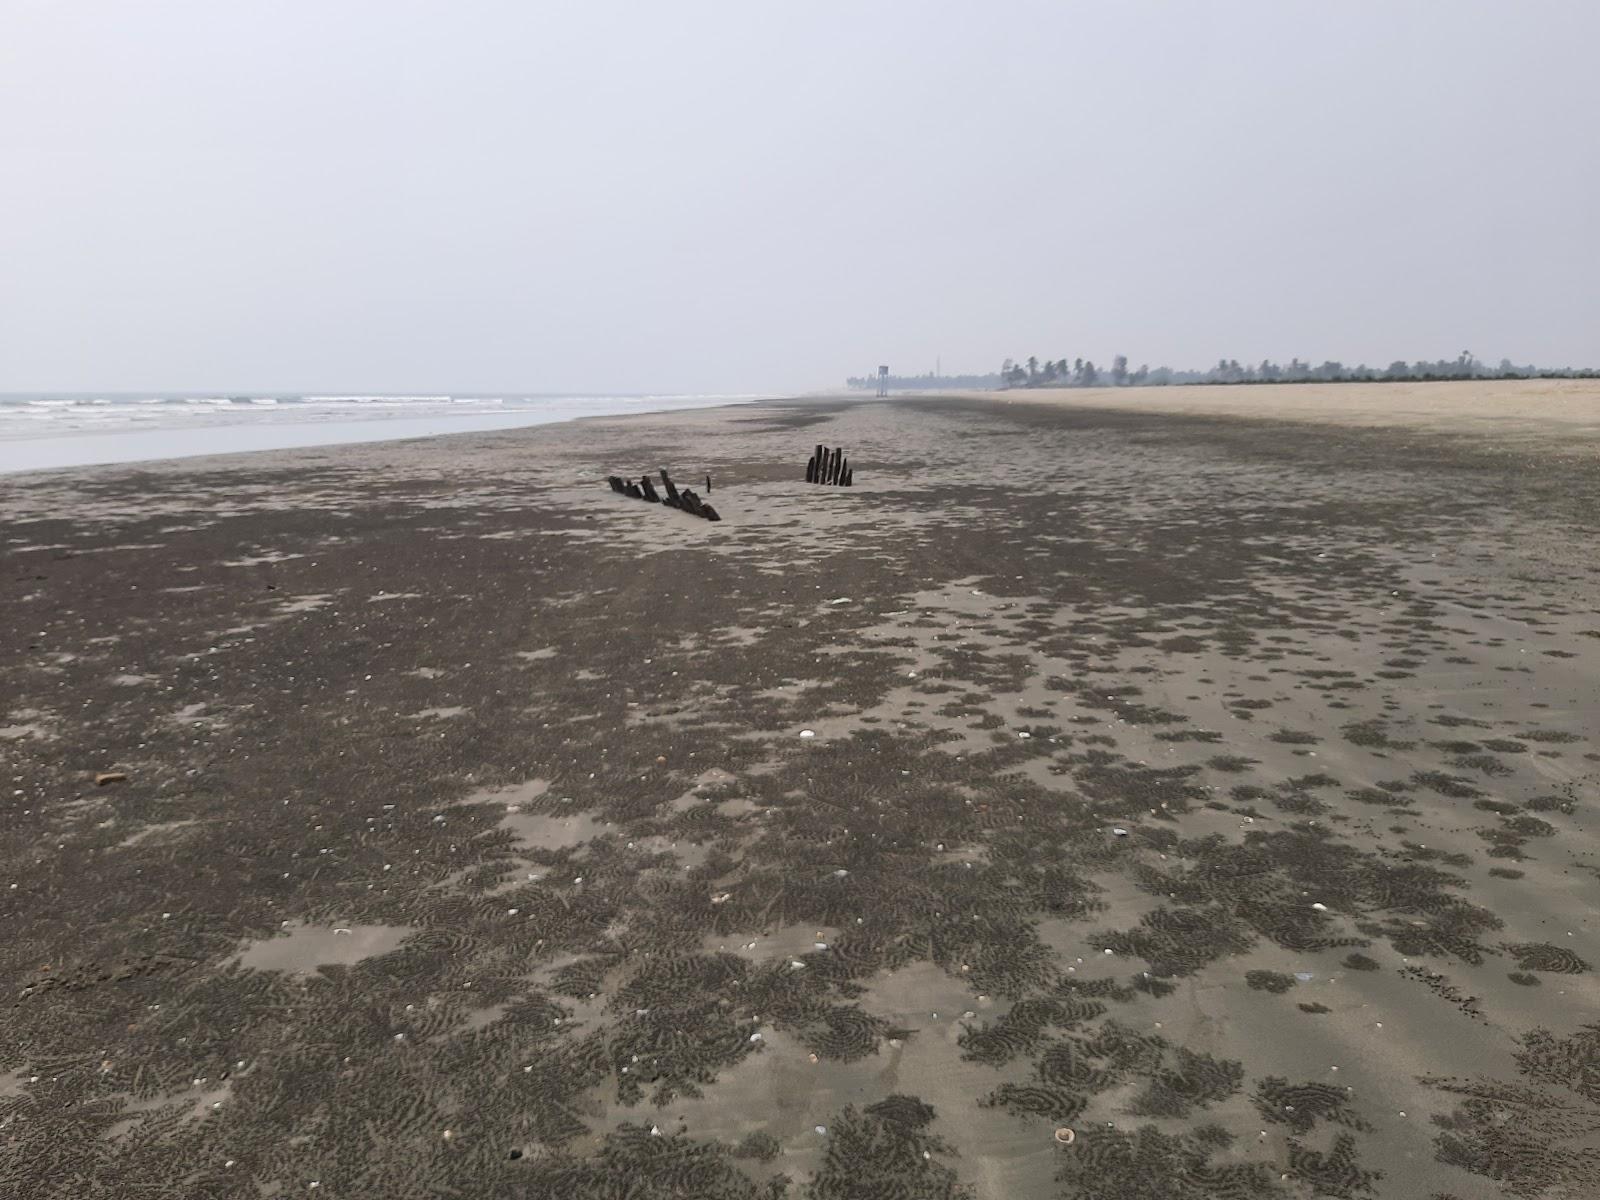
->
804, 445, 855, 486
604, 469, 721, 521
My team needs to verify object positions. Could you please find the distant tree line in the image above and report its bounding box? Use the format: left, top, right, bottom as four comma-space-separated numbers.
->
991, 351, 1598, 389
848, 353, 1597, 392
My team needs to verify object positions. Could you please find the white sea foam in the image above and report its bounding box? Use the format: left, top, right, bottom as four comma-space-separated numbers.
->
0, 392, 764, 474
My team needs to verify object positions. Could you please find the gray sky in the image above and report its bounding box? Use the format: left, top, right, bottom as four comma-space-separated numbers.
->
3, 1, 1596, 394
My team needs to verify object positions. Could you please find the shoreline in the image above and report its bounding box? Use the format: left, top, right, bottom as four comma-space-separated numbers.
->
0, 392, 774, 477
3, 385, 1596, 1199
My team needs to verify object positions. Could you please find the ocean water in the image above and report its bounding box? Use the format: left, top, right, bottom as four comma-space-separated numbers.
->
0, 392, 758, 475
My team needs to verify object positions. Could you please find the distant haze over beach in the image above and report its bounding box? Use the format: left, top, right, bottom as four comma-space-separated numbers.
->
3, 2, 1597, 396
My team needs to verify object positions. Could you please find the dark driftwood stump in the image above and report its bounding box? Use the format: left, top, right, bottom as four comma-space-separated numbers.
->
604, 470, 721, 521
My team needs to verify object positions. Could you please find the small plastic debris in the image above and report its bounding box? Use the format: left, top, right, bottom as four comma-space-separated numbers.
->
1294, 972, 1314, 982
1017, 731, 1031, 739
829, 597, 851, 605
1311, 903, 1329, 912
650, 1125, 662, 1136
833, 868, 849, 877
1054, 1127, 1076, 1145
815, 1125, 827, 1135
94, 772, 127, 786
808, 1052, 819, 1063
711, 892, 732, 904
1111, 827, 1129, 837
799, 729, 816, 739
791, 960, 806, 970
749, 1032, 763, 1043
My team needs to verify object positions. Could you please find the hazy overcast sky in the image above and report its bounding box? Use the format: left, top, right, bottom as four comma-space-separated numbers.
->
3, 1, 1596, 394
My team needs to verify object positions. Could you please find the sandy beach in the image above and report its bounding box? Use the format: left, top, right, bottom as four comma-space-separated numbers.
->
3, 383, 1598, 1199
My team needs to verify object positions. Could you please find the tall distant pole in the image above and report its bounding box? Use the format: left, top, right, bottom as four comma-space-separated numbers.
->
877, 365, 888, 398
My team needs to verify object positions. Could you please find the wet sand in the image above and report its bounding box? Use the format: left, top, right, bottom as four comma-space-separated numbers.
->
2, 385, 1598, 1198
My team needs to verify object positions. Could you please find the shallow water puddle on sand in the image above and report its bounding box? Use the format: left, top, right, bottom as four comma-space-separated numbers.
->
0, 723, 52, 741
222, 551, 305, 567
704, 923, 839, 961
458, 1001, 512, 1034
614, 1011, 1055, 1199
235, 923, 414, 973
454, 779, 618, 851
409, 705, 468, 720
272, 593, 335, 615
104, 1081, 233, 1140
0, 1068, 31, 1098
631, 835, 714, 870
499, 808, 611, 851
117, 819, 202, 849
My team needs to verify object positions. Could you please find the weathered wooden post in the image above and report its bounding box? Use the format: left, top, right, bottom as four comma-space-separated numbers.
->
640, 476, 661, 503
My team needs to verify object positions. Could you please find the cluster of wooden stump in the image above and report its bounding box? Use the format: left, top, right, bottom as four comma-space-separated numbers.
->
806, 444, 853, 486
605, 445, 860, 523
606, 470, 720, 521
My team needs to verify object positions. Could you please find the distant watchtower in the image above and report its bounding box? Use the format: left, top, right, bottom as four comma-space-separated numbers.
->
876, 365, 889, 398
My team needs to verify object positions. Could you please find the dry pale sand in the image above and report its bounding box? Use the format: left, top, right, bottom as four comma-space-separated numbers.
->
958, 377, 1600, 454
1, 386, 1597, 1199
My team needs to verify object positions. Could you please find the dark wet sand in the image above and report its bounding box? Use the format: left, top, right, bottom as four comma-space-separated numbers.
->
3, 389, 1598, 1199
